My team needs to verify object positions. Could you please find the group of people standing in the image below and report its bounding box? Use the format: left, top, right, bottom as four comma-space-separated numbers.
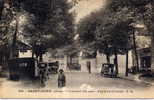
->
39, 68, 66, 88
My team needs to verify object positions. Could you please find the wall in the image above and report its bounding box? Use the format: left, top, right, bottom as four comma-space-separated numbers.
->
78, 51, 133, 74
19, 50, 32, 58
43, 51, 133, 74
79, 57, 98, 73
43, 53, 67, 71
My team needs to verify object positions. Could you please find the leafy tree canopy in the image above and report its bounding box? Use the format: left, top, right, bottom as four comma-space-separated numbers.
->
77, 5, 133, 56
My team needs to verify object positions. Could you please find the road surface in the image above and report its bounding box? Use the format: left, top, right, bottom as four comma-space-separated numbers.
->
0, 72, 152, 91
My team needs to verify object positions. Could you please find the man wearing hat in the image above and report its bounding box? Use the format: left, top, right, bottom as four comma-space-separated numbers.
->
58, 69, 66, 88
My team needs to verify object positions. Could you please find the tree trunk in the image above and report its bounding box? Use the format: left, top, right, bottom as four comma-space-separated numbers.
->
106, 54, 110, 63
0, 0, 4, 20
70, 55, 73, 64
132, 30, 139, 72
125, 50, 129, 76
10, 18, 18, 59
32, 42, 35, 58
151, 35, 154, 72
151, 2, 154, 73
114, 47, 118, 74
39, 54, 43, 62
32, 50, 34, 58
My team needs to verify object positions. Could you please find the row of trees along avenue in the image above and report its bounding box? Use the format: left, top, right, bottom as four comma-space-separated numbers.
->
0, 0, 154, 77
0, 0, 75, 64
77, 0, 154, 76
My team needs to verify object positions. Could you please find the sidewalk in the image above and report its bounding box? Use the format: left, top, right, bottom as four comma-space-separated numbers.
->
139, 73, 154, 85
120, 73, 140, 81
119, 73, 153, 86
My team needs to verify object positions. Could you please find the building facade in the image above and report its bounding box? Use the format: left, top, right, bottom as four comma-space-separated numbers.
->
43, 51, 133, 74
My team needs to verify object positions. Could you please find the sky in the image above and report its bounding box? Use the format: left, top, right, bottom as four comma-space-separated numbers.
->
72, 0, 107, 23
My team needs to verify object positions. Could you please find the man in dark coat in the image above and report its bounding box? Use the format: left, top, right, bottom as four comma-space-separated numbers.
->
39, 68, 46, 87
58, 69, 66, 88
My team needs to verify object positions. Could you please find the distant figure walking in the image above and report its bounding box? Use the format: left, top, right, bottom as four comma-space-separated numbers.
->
58, 69, 66, 88
39, 68, 46, 87
87, 61, 91, 74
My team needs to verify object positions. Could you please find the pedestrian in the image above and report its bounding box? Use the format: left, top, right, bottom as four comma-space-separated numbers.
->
58, 69, 66, 88
39, 68, 46, 87
46, 68, 50, 79
87, 61, 91, 74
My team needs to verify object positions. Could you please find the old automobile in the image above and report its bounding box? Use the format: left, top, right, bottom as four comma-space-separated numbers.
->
8, 58, 39, 80
101, 63, 117, 78
48, 61, 59, 74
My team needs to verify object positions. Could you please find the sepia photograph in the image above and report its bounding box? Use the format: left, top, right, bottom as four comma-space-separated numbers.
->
0, 0, 154, 98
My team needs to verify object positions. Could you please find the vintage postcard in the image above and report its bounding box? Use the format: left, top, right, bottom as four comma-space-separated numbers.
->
0, 0, 154, 98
